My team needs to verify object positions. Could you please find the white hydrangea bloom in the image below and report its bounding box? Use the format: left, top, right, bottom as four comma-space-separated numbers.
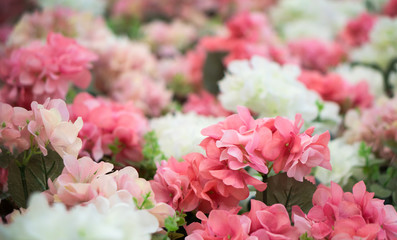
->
219, 56, 319, 122
0, 194, 158, 240
150, 112, 224, 160
351, 17, 397, 70
270, 0, 365, 40
315, 138, 364, 186
310, 101, 342, 136
334, 64, 384, 98
37, 0, 107, 16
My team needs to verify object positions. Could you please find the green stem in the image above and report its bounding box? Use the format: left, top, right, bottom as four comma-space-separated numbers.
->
262, 174, 268, 204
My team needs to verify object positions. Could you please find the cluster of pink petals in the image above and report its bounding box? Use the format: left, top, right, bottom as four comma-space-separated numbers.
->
339, 12, 377, 47
183, 91, 232, 117
288, 39, 345, 72
151, 152, 265, 214
0, 98, 82, 158
70, 92, 149, 164
384, 0, 397, 17
200, 12, 280, 65
186, 200, 298, 240
0, 32, 97, 108
292, 181, 397, 239
45, 154, 174, 226
298, 70, 373, 111
201, 106, 331, 182
349, 97, 397, 162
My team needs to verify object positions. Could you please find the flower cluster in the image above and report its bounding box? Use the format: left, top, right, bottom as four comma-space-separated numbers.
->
151, 106, 331, 213
186, 200, 299, 239
339, 12, 377, 47
45, 154, 174, 226
183, 91, 232, 117
343, 97, 397, 162
218, 56, 319, 122
298, 70, 373, 111
70, 93, 148, 164
0, 194, 159, 240
293, 181, 397, 239
0, 32, 97, 108
0, 98, 82, 158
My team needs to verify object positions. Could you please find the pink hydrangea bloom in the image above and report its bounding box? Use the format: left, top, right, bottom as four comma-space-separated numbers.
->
70, 92, 149, 164
183, 91, 232, 117
339, 12, 377, 47
45, 154, 174, 227
201, 106, 331, 182
0, 32, 97, 108
292, 181, 397, 239
288, 39, 345, 72
298, 70, 373, 111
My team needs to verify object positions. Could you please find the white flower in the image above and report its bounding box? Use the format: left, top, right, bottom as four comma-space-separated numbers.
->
0, 194, 159, 240
219, 56, 319, 122
334, 64, 384, 98
310, 101, 342, 136
315, 138, 364, 186
150, 112, 224, 160
351, 17, 397, 70
270, 0, 365, 40
36, 0, 107, 16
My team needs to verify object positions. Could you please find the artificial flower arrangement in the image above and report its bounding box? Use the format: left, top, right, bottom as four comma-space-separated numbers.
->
0, 0, 397, 239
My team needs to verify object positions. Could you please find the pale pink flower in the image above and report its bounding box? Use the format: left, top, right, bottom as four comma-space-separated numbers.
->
0, 32, 97, 108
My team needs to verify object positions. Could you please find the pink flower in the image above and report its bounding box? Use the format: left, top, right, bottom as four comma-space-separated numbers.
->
384, 0, 397, 17
186, 210, 254, 240
298, 70, 373, 111
0, 32, 97, 108
70, 92, 149, 164
150, 157, 200, 212
292, 181, 397, 239
339, 13, 377, 47
288, 39, 345, 72
246, 200, 299, 239
183, 91, 232, 117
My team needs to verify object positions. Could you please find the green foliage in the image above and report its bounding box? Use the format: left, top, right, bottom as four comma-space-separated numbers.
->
133, 192, 155, 210
138, 131, 167, 179
7, 149, 64, 208
258, 173, 316, 214
107, 17, 142, 39
300, 232, 314, 240
203, 51, 227, 95
164, 211, 186, 240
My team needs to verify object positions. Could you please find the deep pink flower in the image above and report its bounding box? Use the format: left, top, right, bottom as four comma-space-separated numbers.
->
70, 92, 149, 164
339, 12, 377, 47
384, 0, 397, 17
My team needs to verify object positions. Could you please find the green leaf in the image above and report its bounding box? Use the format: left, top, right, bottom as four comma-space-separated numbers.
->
167, 232, 184, 240
7, 149, 64, 208
202, 51, 227, 95
165, 216, 179, 232
300, 232, 314, 240
260, 173, 316, 214
152, 233, 169, 240
369, 183, 392, 199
